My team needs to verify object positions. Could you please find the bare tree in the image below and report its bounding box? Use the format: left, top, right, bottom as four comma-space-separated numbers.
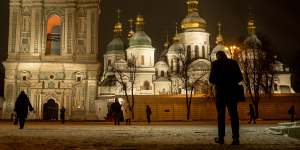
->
237, 33, 275, 118
176, 46, 209, 120
112, 56, 137, 119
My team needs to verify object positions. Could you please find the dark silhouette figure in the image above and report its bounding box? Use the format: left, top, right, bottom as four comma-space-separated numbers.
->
146, 105, 152, 124
248, 104, 256, 124
111, 98, 122, 125
209, 51, 243, 145
14, 91, 34, 129
288, 105, 295, 122
60, 106, 66, 124
123, 103, 132, 125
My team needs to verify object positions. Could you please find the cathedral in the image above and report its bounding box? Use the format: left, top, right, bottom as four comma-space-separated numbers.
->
2, 0, 294, 120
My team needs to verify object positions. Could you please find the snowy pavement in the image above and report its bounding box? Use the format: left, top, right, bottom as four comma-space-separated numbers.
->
0, 121, 299, 150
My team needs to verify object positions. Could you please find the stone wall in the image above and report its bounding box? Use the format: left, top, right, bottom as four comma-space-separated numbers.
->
130, 94, 300, 121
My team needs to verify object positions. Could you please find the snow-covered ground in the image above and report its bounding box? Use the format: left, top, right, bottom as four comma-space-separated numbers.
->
0, 121, 299, 150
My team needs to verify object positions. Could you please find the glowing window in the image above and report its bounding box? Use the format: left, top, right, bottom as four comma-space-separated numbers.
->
46, 15, 62, 55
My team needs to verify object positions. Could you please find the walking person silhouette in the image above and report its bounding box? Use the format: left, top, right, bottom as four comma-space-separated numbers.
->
14, 91, 34, 129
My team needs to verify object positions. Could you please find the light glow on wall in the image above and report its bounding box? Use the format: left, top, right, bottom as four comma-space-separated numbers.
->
47, 15, 61, 33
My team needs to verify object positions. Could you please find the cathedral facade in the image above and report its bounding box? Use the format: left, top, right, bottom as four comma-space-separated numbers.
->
97, 0, 294, 120
2, 0, 100, 120
97, 0, 213, 120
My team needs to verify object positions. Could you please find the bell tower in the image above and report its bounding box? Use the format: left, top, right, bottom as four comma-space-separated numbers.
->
3, 0, 101, 120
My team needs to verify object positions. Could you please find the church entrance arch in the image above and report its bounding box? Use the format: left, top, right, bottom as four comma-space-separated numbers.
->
43, 99, 59, 120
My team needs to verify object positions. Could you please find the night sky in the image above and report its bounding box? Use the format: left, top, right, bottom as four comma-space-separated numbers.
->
99, 0, 300, 65
0, 0, 299, 63
0, 0, 300, 90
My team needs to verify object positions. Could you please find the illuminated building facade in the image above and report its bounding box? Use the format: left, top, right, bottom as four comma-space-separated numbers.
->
2, 0, 100, 120
98, 0, 295, 113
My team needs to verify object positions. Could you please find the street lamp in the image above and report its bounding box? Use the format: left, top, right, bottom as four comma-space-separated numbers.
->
228, 45, 241, 59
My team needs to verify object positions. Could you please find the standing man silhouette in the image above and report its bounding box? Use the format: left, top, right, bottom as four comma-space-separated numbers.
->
14, 91, 34, 129
60, 106, 66, 124
209, 51, 243, 145
146, 105, 152, 124
288, 105, 295, 122
248, 104, 256, 124
111, 98, 122, 125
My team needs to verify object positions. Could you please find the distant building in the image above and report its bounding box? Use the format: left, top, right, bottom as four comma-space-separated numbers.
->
235, 16, 294, 94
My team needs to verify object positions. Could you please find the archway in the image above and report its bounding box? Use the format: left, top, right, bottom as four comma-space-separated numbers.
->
46, 15, 62, 55
143, 81, 150, 90
43, 99, 59, 120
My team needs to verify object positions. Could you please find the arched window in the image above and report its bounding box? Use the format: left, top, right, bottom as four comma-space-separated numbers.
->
141, 55, 145, 65
171, 59, 174, 72
108, 60, 112, 66
195, 45, 200, 59
187, 45, 191, 59
143, 81, 150, 90
274, 83, 278, 91
202, 46, 205, 58
46, 15, 62, 55
161, 71, 165, 77
176, 58, 180, 73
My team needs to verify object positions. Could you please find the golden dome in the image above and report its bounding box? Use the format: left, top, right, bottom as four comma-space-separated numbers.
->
181, 0, 206, 31
248, 19, 256, 34
181, 13, 207, 31
113, 22, 123, 34
163, 33, 170, 49
135, 14, 144, 29
127, 18, 135, 39
113, 9, 123, 36
172, 23, 180, 42
216, 22, 224, 45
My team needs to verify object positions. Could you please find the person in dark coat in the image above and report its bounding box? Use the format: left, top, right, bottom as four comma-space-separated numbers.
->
111, 98, 122, 125
209, 51, 243, 145
146, 105, 152, 124
288, 105, 295, 122
60, 106, 66, 124
248, 104, 256, 124
14, 91, 34, 129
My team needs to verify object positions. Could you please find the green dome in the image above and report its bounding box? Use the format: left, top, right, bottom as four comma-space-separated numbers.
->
129, 31, 152, 47
106, 37, 125, 54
